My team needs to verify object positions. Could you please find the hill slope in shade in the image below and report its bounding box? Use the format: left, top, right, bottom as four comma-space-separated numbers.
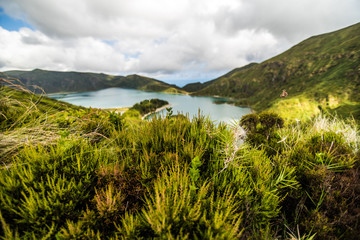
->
4, 69, 186, 94
188, 22, 360, 119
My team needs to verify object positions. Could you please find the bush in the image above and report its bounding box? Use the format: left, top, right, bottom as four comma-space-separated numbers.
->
240, 112, 284, 156
96, 165, 146, 214
239, 113, 259, 132
308, 131, 352, 158
281, 117, 359, 239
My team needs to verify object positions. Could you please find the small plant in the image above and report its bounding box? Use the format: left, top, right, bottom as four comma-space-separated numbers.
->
166, 107, 173, 118
94, 184, 125, 223
96, 165, 146, 213
240, 113, 259, 132
189, 156, 202, 190
240, 111, 284, 156
108, 111, 122, 130
58, 129, 70, 138
258, 111, 284, 139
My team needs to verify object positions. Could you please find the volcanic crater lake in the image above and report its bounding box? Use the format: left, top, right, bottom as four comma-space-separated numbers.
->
50, 88, 252, 123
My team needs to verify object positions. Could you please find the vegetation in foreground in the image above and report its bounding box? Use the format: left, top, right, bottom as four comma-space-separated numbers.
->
0, 84, 359, 239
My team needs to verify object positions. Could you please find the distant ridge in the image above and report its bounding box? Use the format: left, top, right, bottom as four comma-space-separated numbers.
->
4, 69, 185, 94
185, 22, 360, 119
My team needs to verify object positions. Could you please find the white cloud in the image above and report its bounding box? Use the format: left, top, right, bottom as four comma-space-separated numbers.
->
0, 0, 359, 83
222, 0, 360, 42
0, 27, 128, 73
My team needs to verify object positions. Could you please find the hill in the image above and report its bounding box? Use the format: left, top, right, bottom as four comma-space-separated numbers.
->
4, 69, 185, 94
0, 82, 359, 239
182, 63, 258, 92
188, 23, 360, 119
0, 83, 83, 161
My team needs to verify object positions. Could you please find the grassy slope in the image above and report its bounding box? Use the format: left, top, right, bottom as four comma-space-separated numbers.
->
4, 69, 186, 94
109, 74, 186, 94
0, 85, 82, 127
0, 86, 359, 239
0, 84, 83, 161
183, 63, 258, 93
193, 23, 360, 120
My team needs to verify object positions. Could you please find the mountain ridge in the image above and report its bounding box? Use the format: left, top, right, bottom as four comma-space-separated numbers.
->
186, 22, 360, 119
4, 69, 185, 94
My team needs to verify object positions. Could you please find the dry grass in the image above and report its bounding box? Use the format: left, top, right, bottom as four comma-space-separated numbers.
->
0, 124, 61, 164
310, 114, 359, 152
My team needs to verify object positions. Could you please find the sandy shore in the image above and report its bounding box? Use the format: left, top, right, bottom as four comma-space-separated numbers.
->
103, 107, 130, 114
46, 91, 77, 96
102, 104, 171, 118
142, 104, 172, 120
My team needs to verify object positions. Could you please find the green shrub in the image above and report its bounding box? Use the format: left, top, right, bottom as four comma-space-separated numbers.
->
282, 119, 359, 239
239, 113, 259, 132
0, 139, 101, 238
189, 156, 202, 190
56, 219, 99, 239
240, 112, 284, 156
308, 131, 352, 159
258, 112, 284, 130
130, 98, 168, 115
96, 165, 145, 214
108, 111, 122, 131
142, 166, 243, 239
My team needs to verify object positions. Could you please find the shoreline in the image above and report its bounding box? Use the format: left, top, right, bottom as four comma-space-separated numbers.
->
102, 107, 130, 114
142, 104, 172, 120
46, 91, 77, 96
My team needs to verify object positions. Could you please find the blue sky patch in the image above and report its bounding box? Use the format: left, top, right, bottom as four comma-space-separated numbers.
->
0, 7, 33, 31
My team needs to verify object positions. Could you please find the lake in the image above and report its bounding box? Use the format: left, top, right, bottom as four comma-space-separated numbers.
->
49, 88, 252, 123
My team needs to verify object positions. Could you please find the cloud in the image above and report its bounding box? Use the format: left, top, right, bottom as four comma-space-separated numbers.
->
0, 0, 359, 83
0, 27, 129, 73
212, 0, 360, 41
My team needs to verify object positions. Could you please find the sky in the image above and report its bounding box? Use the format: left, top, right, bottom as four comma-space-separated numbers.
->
0, 0, 359, 86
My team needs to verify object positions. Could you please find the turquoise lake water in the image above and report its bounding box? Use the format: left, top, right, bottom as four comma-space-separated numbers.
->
49, 88, 252, 123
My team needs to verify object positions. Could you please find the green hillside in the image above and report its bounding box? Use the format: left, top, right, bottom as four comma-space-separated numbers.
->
183, 63, 258, 93
0, 84, 82, 161
1, 80, 359, 239
190, 23, 360, 119
4, 69, 185, 94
